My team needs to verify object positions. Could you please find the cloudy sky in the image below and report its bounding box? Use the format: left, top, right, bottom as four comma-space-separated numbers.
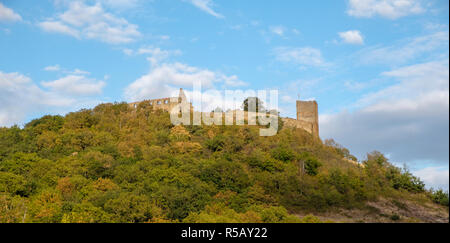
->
0, 0, 448, 189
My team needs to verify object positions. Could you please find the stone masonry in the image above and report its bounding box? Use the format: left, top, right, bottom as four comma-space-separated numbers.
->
129, 89, 319, 137
128, 88, 192, 112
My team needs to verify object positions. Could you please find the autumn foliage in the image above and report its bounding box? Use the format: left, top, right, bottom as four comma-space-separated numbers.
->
0, 102, 444, 223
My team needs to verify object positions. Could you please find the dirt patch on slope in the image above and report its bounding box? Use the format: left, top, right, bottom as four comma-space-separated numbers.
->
296, 198, 449, 223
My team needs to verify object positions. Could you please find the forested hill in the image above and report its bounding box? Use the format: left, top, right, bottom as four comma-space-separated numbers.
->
0, 102, 448, 223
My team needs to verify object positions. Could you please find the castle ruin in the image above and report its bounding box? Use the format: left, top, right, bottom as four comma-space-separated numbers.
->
280, 100, 319, 137
128, 88, 193, 112
129, 89, 319, 137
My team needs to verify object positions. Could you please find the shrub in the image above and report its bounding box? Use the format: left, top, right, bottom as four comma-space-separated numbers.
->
200, 160, 250, 193
301, 154, 322, 176
184, 203, 263, 223
431, 189, 449, 206
271, 146, 295, 162
246, 150, 282, 172
0, 172, 27, 195
205, 136, 225, 152
386, 167, 425, 193
390, 214, 400, 221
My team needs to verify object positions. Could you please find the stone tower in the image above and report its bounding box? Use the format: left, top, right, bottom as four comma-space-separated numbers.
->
296, 100, 319, 137
178, 88, 187, 103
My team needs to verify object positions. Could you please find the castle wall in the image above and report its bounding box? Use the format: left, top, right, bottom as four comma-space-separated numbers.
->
296, 101, 318, 122
281, 118, 316, 135
129, 89, 191, 113
128, 97, 180, 112
128, 88, 319, 137
293, 100, 319, 137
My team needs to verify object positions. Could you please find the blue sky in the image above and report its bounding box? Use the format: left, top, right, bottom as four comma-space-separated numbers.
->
0, 0, 449, 189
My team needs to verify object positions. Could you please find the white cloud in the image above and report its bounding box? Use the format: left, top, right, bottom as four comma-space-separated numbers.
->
54, 0, 141, 9
414, 167, 449, 190
0, 70, 107, 127
0, 3, 22, 22
97, 0, 140, 9
44, 65, 61, 72
71, 69, 91, 75
38, 1, 141, 44
347, 0, 425, 19
423, 22, 448, 31
0, 71, 74, 127
122, 46, 182, 66
125, 62, 247, 101
44, 65, 91, 75
273, 47, 326, 67
39, 21, 81, 38
357, 31, 449, 65
281, 95, 295, 103
361, 60, 449, 106
344, 80, 371, 91
140, 47, 182, 66
42, 75, 106, 96
184, 0, 224, 18
124, 46, 248, 102
339, 30, 364, 45
269, 25, 286, 36
158, 35, 170, 41
278, 79, 319, 116
222, 75, 248, 87
320, 60, 449, 166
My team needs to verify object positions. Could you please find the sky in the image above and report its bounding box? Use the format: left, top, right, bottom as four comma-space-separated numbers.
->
0, 0, 448, 190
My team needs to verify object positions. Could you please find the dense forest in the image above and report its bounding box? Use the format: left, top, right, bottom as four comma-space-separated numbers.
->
0, 102, 448, 223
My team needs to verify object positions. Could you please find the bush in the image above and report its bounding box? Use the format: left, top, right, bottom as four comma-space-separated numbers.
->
431, 189, 449, 206
184, 203, 263, 223
248, 205, 301, 223
299, 153, 321, 176
390, 214, 400, 221
386, 167, 425, 193
205, 136, 226, 152
271, 146, 295, 162
0, 172, 27, 195
200, 160, 250, 193
246, 149, 282, 172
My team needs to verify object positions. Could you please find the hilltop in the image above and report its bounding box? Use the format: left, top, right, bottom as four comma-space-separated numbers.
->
0, 102, 448, 223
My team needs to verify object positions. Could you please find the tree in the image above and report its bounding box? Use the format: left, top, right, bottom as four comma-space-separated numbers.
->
205, 135, 226, 152
242, 97, 265, 112
431, 189, 449, 206
0, 100, 446, 223
271, 146, 295, 162
212, 107, 223, 113
0, 194, 28, 223
304, 157, 322, 176
103, 193, 161, 223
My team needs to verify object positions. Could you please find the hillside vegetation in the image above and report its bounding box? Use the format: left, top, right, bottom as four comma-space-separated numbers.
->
0, 102, 448, 223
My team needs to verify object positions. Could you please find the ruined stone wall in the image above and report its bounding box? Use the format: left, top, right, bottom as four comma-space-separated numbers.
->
282, 118, 317, 135
128, 97, 180, 112
129, 89, 191, 113
127, 88, 319, 137
295, 100, 319, 137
